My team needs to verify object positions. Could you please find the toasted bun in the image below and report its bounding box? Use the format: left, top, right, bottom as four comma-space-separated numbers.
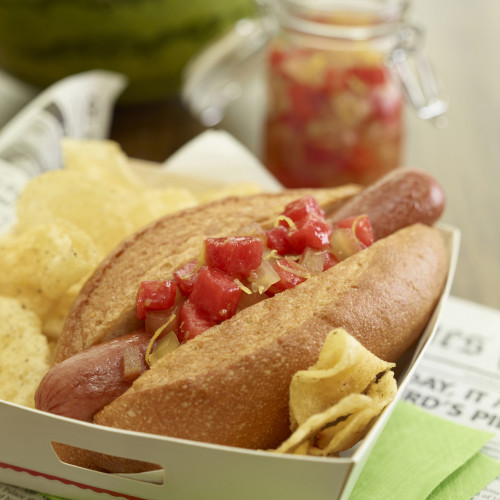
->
85, 224, 447, 468
53, 187, 360, 365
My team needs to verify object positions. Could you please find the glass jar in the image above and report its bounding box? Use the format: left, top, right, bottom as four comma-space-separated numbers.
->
263, 1, 407, 187
182, 0, 447, 188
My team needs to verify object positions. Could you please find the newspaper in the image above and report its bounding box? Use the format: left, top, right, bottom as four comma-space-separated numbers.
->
0, 484, 45, 500
403, 296, 500, 499
0, 70, 126, 233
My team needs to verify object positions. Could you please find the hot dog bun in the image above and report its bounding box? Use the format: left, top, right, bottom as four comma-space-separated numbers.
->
53, 223, 448, 473
53, 186, 360, 364
95, 223, 447, 439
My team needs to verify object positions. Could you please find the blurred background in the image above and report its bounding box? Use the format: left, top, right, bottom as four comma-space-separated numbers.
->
0, 0, 498, 308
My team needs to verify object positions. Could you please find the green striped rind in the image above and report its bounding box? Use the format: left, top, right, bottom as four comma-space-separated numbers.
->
0, 0, 255, 102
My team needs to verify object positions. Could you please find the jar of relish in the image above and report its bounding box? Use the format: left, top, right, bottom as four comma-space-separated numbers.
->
262, 0, 447, 187
181, 0, 447, 188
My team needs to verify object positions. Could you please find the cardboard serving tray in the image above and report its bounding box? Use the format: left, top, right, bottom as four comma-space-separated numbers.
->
0, 224, 460, 500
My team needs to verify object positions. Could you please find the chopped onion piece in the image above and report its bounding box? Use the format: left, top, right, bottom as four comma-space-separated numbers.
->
145, 313, 176, 366
300, 248, 326, 275
123, 345, 143, 381
149, 331, 180, 365
248, 259, 280, 294
330, 228, 362, 261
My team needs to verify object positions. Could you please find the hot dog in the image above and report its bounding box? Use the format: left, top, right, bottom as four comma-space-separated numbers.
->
35, 168, 448, 472
35, 330, 153, 422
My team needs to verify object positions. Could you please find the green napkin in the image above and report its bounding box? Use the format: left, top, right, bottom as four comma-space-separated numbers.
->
349, 401, 500, 500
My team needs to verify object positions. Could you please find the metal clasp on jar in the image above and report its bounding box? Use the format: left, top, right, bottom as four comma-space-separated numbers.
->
387, 23, 449, 126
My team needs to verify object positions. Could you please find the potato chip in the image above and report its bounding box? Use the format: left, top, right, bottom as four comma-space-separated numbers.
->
0, 220, 99, 303
61, 138, 143, 190
0, 296, 51, 408
276, 393, 374, 455
41, 280, 86, 341
62, 138, 201, 229
276, 328, 397, 456
0, 286, 53, 320
313, 372, 397, 454
289, 328, 395, 430
197, 182, 262, 204
15, 170, 139, 256
129, 187, 198, 229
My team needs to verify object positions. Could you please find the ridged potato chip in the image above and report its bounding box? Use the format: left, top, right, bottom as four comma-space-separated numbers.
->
312, 372, 397, 455
289, 328, 395, 430
0, 296, 51, 408
276, 328, 397, 456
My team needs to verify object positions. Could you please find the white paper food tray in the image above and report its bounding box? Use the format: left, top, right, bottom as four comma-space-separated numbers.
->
0, 220, 460, 500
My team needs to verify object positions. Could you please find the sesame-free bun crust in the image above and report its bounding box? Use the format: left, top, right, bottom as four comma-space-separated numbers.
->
91, 224, 447, 464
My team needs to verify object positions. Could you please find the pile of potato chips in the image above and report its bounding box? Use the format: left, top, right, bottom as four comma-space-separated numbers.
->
0, 138, 260, 407
276, 328, 397, 456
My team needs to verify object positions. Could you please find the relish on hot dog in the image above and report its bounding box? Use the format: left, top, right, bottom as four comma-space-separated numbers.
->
35, 168, 448, 473
139, 195, 372, 348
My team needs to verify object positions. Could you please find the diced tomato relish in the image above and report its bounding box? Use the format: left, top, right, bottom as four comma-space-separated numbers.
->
266, 259, 307, 296
205, 236, 264, 277
282, 195, 325, 223
336, 215, 374, 248
266, 226, 293, 255
323, 251, 339, 270
178, 300, 215, 342
286, 213, 332, 254
136, 196, 374, 353
136, 280, 177, 320
173, 260, 198, 296
263, 42, 404, 188
189, 266, 242, 323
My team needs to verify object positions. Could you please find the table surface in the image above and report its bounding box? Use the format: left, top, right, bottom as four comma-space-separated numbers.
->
109, 0, 500, 310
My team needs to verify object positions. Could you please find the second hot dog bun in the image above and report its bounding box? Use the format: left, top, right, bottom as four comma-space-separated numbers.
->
94, 224, 447, 445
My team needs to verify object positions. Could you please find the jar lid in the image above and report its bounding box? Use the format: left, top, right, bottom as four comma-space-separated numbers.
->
265, 0, 409, 40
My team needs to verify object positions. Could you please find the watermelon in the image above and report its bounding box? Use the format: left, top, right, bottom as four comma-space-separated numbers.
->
0, 0, 254, 103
